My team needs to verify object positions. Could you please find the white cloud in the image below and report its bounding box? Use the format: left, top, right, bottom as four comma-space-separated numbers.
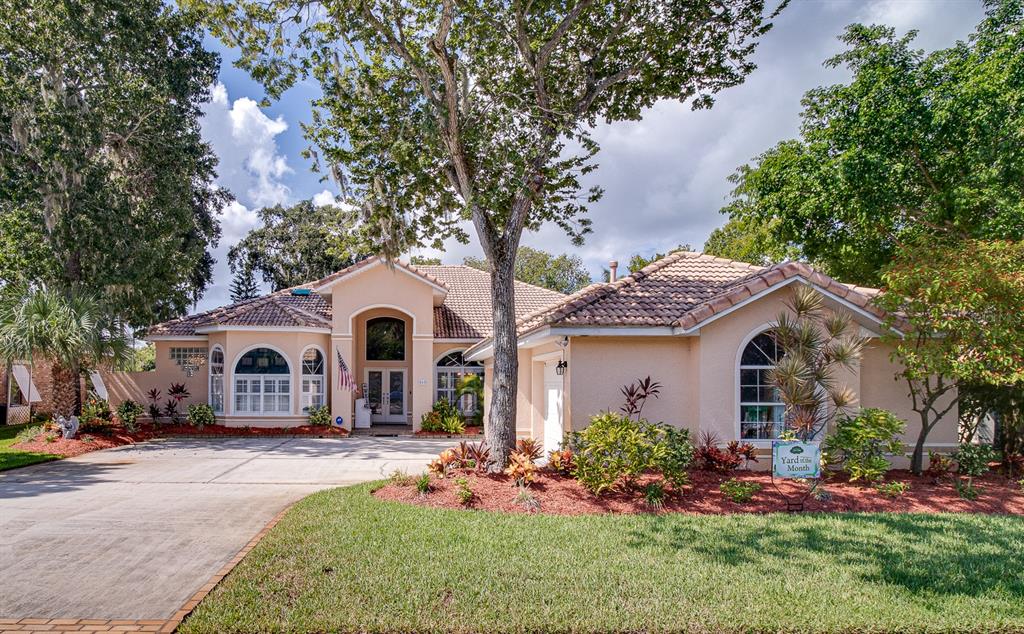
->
311, 189, 337, 207
198, 1, 986, 307
201, 82, 292, 209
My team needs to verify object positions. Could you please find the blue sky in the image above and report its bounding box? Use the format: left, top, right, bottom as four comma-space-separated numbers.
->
196, 0, 986, 311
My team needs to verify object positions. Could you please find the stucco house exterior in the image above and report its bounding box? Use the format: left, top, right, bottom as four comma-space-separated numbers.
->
107, 252, 958, 459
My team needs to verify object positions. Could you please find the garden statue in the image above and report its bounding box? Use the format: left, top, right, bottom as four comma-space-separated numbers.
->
57, 415, 79, 440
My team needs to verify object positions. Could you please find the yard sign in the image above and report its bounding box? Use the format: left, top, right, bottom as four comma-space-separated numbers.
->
772, 441, 821, 479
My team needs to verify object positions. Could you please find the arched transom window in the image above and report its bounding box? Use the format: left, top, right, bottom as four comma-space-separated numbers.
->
209, 347, 224, 414
301, 348, 325, 413
739, 331, 784, 440
366, 317, 405, 361
234, 347, 290, 415
435, 351, 484, 415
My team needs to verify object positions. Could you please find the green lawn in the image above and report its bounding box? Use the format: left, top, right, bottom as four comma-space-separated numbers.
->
0, 423, 59, 471
182, 483, 1024, 634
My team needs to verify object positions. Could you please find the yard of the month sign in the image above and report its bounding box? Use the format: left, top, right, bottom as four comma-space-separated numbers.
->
770, 440, 823, 512
772, 441, 822, 479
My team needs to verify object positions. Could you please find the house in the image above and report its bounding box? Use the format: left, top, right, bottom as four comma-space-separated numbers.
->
110, 252, 957, 459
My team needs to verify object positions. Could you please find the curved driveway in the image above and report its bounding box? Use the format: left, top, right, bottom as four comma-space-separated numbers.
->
0, 436, 447, 621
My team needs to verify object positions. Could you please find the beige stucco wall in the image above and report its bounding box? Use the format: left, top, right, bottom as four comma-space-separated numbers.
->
567, 336, 697, 433
104, 339, 208, 415
860, 342, 959, 447
328, 263, 437, 430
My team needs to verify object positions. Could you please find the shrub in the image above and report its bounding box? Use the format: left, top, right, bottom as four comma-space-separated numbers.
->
307, 404, 331, 427
547, 449, 574, 475
451, 441, 490, 472
14, 424, 44, 444
515, 437, 543, 461
504, 450, 538, 486
720, 478, 762, 503
44, 433, 57, 443
925, 451, 954, 481
415, 472, 432, 495
568, 412, 694, 494
420, 399, 465, 434
187, 404, 216, 430
514, 485, 540, 512
695, 432, 742, 472
955, 479, 979, 501
644, 481, 666, 510
454, 477, 474, 507
388, 469, 415, 486
166, 383, 191, 424
116, 400, 144, 432
80, 396, 113, 433
955, 443, 997, 484
146, 388, 162, 420
428, 448, 459, 477
824, 408, 905, 483
875, 481, 910, 498
726, 441, 759, 469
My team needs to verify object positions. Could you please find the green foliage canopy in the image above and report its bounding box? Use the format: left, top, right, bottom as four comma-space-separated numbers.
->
0, 0, 228, 325
228, 199, 372, 291
718, 2, 1024, 285
464, 247, 592, 294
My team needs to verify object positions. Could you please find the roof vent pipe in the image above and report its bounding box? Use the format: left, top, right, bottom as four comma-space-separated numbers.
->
608, 260, 618, 283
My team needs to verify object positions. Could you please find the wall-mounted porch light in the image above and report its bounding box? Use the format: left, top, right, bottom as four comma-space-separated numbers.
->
555, 336, 569, 375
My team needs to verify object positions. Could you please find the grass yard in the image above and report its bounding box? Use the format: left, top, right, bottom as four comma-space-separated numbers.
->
182, 483, 1024, 634
0, 423, 60, 471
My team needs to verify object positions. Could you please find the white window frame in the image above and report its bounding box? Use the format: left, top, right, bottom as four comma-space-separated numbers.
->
300, 345, 325, 413
434, 350, 484, 416
230, 345, 292, 416
735, 325, 785, 443
209, 345, 225, 414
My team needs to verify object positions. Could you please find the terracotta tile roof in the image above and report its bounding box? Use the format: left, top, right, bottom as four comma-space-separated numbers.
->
416, 265, 566, 339
512, 252, 884, 335
146, 287, 331, 336
146, 261, 566, 340
311, 256, 448, 291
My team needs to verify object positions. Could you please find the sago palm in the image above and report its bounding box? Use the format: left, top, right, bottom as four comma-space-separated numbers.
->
0, 286, 132, 416
769, 286, 867, 441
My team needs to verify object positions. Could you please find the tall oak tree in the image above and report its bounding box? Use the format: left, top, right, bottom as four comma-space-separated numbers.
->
190, 0, 783, 466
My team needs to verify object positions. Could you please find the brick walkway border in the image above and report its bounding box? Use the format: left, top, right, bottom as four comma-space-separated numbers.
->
1, 504, 295, 633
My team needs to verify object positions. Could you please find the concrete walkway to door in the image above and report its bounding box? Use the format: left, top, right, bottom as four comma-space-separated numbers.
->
0, 436, 449, 622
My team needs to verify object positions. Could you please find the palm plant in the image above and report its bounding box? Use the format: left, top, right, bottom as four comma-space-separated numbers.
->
769, 286, 868, 442
456, 373, 484, 426
0, 286, 132, 416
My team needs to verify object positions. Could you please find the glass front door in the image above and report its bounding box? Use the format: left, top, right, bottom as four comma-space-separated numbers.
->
365, 369, 406, 424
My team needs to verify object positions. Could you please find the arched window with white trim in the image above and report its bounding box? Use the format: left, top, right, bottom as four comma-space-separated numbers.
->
435, 351, 483, 415
209, 346, 225, 414
301, 347, 325, 413
739, 331, 784, 439
234, 347, 290, 415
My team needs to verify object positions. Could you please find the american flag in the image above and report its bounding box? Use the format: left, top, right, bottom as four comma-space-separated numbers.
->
336, 349, 355, 391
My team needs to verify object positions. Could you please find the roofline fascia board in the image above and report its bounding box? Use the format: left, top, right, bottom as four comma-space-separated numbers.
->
548, 326, 679, 337
672, 276, 900, 336
464, 325, 683, 361
433, 338, 482, 344
313, 258, 448, 295
146, 335, 209, 342
194, 325, 331, 334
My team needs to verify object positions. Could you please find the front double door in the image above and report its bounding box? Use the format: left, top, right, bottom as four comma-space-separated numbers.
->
365, 368, 406, 424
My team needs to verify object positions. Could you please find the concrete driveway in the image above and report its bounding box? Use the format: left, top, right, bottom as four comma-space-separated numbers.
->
0, 436, 448, 621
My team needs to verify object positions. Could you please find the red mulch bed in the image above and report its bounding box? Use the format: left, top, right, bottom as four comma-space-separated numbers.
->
374, 469, 1024, 516
415, 426, 483, 437
12, 422, 348, 459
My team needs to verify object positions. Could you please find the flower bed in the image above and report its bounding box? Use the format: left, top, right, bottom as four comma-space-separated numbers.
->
374, 469, 1024, 516
10, 422, 349, 461
414, 425, 482, 437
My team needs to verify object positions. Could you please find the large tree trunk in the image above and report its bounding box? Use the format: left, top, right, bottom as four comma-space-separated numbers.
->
50, 362, 78, 418
486, 250, 518, 471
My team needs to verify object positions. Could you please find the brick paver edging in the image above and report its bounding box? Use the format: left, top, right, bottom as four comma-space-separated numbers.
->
1, 503, 295, 633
